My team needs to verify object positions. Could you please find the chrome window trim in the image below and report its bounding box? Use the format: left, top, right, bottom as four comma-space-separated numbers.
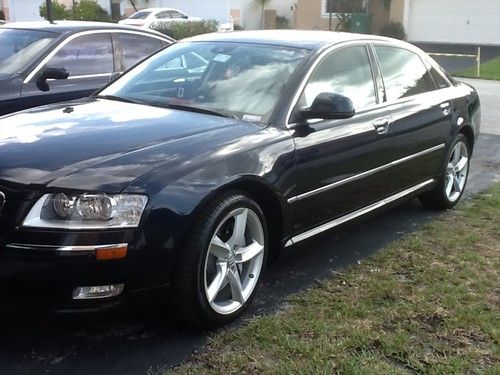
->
287, 143, 445, 204
285, 179, 435, 247
0, 191, 5, 213
285, 40, 369, 126
24, 29, 170, 84
6, 243, 128, 252
286, 39, 453, 127
66, 73, 112, 80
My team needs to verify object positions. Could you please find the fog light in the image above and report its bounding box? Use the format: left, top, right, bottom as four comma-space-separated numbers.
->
72, 284, 124, 300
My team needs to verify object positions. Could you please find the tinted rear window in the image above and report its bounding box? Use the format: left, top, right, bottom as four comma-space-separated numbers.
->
129, 11, 151, 19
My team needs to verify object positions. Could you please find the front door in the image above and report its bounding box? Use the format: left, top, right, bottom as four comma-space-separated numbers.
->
288, 44, 397, 235
20, 33, 114, 109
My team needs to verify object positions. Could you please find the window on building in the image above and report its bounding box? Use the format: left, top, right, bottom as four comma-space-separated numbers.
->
322, 0, 367, 16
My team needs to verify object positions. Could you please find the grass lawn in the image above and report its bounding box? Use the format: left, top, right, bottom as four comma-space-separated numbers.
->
455, 57, 500, 80
172, 184, 500, 374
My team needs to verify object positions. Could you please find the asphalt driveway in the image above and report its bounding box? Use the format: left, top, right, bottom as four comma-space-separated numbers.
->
0, 79, 499, 374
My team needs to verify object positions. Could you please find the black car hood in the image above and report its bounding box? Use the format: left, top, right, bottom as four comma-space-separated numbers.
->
0, 98, 261, 192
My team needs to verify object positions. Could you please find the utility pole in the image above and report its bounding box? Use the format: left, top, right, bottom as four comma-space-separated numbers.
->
46, 0, 54, 23
328, 0, 333, 31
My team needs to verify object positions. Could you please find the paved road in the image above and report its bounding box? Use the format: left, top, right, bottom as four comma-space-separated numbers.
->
1, 81, 499, 374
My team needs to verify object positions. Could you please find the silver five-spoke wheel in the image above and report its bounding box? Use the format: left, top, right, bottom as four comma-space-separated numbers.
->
445, 141, 469, 203
204, 207, 265, 315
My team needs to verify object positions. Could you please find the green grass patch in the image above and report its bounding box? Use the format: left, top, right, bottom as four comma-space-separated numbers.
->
455, 57, 500, 80
172, 185, 500, 374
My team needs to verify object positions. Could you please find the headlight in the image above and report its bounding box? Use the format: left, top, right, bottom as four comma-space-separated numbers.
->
23, 193, 148, 229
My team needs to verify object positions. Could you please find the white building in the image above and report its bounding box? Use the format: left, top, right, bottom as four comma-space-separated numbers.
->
0, 0, 296, 30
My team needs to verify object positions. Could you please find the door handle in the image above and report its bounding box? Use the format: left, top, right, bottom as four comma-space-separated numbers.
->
373, 117, 391, 135
440, 102, 451, 116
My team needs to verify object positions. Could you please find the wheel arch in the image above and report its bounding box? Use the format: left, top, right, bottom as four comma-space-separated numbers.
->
189, 176, 286, 264
459, 125, 475, 154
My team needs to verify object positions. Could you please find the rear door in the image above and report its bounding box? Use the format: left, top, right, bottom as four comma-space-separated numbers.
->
113, 32, 167, 72
371, 44, 451, 190
20, 32, 114, 109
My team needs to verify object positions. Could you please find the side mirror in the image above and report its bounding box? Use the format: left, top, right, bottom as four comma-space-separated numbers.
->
302, 93, 355, 120
40, 67, 69, 81
36, 67, 69, 92
108, 71, 122, 83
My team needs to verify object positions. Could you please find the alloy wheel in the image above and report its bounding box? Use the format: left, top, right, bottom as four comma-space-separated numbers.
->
445, 141, 469, 203
203, 207, 265, 315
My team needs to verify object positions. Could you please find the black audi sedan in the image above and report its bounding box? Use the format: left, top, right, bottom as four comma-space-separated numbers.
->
0, 21, 173, 116
0, 31, 480, 327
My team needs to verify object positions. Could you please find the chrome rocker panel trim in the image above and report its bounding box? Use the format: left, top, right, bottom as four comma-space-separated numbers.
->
285, 179, 435, 247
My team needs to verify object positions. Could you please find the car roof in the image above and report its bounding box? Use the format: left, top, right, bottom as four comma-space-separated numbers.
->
2, 20, 171, 38
184, 30, 404, 50
131, 8, 182, 14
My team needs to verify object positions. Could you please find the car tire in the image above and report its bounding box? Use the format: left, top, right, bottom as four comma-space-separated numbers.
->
420, 134, 471, 210
172, 191, 268, 328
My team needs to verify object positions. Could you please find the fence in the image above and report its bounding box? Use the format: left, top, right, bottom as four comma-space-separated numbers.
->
427, 47, 482, 77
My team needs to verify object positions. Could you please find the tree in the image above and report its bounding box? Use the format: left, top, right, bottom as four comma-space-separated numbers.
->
72, 0, 111, 22
39, 0, 70, 20
254, 0, 271, 29
128, 0, 138, 12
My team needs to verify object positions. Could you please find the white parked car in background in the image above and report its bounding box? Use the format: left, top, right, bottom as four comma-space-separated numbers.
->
119, 8, 202, 29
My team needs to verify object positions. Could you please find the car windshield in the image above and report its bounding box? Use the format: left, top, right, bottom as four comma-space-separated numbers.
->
129, 11, 151, 19
100, 42, 310, 122
0, 28, 58, 77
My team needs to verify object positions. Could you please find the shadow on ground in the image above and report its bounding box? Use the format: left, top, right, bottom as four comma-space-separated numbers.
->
0, 199, 439, 375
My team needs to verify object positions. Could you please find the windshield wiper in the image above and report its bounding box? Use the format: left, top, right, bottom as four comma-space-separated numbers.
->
94, 95, 147, 106
164, 103, 237, 119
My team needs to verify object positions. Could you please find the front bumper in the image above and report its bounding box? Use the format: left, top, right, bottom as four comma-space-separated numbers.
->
0, 242, 132, 311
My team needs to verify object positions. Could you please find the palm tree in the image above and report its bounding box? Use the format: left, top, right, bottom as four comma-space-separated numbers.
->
254, 0, 271, 29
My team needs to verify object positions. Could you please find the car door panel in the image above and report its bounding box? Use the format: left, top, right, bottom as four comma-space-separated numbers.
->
373, 45, 452, 190
291, 106, 400, 233
20, 76, 110, 109
286, 44, 399, 234
20, 32, 114, 110
0, 77, 22, 116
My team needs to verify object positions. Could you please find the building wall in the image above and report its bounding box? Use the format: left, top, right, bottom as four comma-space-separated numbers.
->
389, 0, 405, 23
295, 0, 333, 30
0, 0, 10, 21
295, 0, 391, 32
231, 0, 295, 30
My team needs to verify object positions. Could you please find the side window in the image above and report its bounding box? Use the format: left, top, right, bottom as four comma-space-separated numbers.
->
170, 11, 185, 19
429, 66, 450, 89
48, 33, 113, 77
184, 52, 207, 70
375, 46, 436, 100
115, 33, 163, 70
156, 11, 170, 19
299, 45, 376, 111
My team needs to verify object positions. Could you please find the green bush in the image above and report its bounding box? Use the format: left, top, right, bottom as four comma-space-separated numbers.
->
39, 0, 112, 22
379, 21, 407, 40
72, 0, 111, 22
150, 19, 219, 39
39, 0, 70, 20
